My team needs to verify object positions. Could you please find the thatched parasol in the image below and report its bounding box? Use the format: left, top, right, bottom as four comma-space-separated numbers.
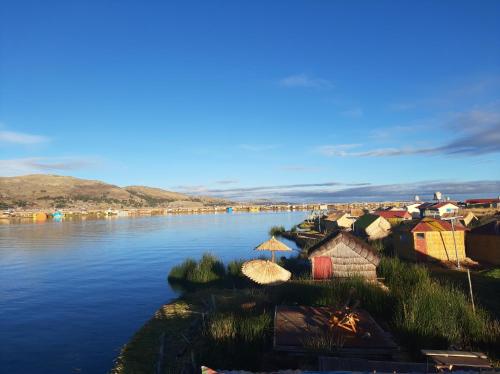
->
255, 236, 292, 262
242, 259, 291, 286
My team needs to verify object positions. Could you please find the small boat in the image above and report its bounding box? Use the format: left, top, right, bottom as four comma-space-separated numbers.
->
52, 211, 63, 221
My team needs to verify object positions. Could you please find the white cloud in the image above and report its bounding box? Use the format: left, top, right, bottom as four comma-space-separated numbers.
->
279, 74, 333, 89
317, 109, 500, 158
315, 144, 362, 157
0, 130, 49, 145
215, 179, 239, 185
0, 157, 95, 176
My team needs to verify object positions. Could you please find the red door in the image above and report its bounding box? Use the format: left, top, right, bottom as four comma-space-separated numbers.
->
312, 257, 333, 279
414, 233, 428, 261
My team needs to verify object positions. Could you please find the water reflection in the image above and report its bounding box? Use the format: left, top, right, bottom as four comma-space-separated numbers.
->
0, 211, 306, 374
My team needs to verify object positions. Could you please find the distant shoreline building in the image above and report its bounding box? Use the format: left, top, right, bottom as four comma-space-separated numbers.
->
418, 202, 459, 218
465, 198, 500, 209
374, 210, 412, 226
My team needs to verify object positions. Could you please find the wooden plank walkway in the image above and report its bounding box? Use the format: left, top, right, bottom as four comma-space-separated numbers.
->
274, 305, 397, 357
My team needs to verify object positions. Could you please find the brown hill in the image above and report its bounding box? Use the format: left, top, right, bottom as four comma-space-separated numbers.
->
0, 174, 228, 209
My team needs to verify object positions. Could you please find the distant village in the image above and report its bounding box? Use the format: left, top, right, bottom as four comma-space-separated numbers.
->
3, 193, 500, 271
286, 193, 500, 270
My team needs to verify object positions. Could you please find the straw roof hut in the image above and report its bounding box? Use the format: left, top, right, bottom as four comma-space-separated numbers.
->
460, 212, 479, 227
353, 214, 391, 240
255, 236, 292, 262
466, 219, 500, 265
307, 231, 380, 280
323, 212, 357, 232
242, 259, 291, 285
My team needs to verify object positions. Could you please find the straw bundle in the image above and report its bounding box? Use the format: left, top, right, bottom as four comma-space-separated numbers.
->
255, 236, 292, 262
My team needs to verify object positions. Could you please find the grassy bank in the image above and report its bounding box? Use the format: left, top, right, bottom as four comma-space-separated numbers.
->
427, 266, 500, 320
112, 254, 500, 373
378, 258, 500, 358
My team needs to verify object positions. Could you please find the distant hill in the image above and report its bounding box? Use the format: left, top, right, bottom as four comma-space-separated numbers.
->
0, 174, 228, 210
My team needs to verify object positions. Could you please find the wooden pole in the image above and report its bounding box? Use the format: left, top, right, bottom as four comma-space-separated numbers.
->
451, 218, 460, 269
467, 269, 476, 314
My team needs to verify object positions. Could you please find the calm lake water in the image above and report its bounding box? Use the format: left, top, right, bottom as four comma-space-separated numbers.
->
0, 211, 306, 374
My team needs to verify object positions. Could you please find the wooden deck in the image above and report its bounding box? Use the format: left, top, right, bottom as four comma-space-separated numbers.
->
274, 305, 398, 358
421, 350, 492, 370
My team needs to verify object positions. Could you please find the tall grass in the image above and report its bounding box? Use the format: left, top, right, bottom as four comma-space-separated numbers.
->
268, 277, 392, 318
200, 310, 272, 370
206, 312, 271, 342
168, 254, 249, 290
269, 225, 286, 236
168, 253, 225, 285
378, 257, 500, 356
227, 259, 244, 279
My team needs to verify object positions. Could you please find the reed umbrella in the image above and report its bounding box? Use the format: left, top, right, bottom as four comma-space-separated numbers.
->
255, 236, 292, 262
242, 259, 291, 286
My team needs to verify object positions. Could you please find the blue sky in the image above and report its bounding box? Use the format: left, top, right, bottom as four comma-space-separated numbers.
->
1, 0, 499, 202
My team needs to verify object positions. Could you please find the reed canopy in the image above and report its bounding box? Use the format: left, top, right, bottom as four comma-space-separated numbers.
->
241, 259, 291, 286
255, 236, 292, 262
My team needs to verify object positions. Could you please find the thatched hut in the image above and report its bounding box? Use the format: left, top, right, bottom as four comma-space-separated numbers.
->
322, 212, 357, 232
307, 231, 380, 280
460, 212, 479, 227
353, 214, 391, 240
466, 219, 500, 265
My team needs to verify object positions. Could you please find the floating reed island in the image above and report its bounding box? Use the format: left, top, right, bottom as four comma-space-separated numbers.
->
111, 219, 500, 374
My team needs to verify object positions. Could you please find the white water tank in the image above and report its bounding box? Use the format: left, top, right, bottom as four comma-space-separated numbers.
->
414, 195, 420, 201
433, 191, 442, 201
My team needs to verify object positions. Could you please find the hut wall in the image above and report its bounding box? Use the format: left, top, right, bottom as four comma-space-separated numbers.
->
323, 219, 339, 233
337, 215, 356, 229
393, 232, 417, 261
311, 242, 377, 279
365, 217, 391, 240
418, 231, 466, 261
466, 235, 500, 265
386, 216, 410, 226
365, 219, 390, 240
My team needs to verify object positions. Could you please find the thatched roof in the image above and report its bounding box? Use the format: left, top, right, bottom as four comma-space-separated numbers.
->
255, 236, 292, 252
241, 259, 291, 285
307, 231, 380, 266
394, 217, 466, 233
354, 214, 380, 230
324, 211, 345, 221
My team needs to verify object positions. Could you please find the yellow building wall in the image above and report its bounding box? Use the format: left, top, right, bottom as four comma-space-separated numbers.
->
422, 231, 466, 261
386, 217, 405, 226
